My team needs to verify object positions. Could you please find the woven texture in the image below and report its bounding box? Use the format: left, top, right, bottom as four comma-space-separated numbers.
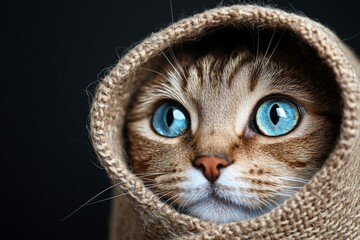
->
90, 5, 360, 239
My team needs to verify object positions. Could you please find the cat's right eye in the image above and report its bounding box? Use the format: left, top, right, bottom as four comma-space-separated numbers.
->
253, 98, 300, 137
152, 101, 189, 138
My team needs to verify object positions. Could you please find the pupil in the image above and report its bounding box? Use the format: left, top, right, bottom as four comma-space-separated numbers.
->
166, 107, 174, 127
270, 104, 280, 125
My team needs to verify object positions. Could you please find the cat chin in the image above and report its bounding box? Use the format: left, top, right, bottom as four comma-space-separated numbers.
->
185, 197, 260, 223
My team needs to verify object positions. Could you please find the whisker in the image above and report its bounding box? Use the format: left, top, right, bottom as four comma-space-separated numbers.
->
151, 190, 172, 197
161, 50, 183, 80
62, 181, 122, 221
85, 186, 180, 207
273, 184, 304, 189
138, 178, 156, 182
134, 172, 170, 177
144, 183, 180, 194
275, 192, 296, 198
89, 158, 104, 170
261, 197, 278, 210
150, 190, 177, 205
263, 28, 276, 61
273, 176, 309, 184
170, 196, 186, 212
256, 27, 260, 59
264, 31, 284, 67
219, 184, 279, 192
243, 196, 264, 211
249, 28, 257, 58
342, 31, 360, 42
169, 0, 174, 23
85, 192, 129, 206
167, 46, 188, 82
163, 192, 179, 206
139, 67, 168, 80
149, 186, 179, 192
144, 184, 175, 190
251, 198, 269, 211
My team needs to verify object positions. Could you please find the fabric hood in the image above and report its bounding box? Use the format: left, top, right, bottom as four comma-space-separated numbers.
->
90, 5, 360, 239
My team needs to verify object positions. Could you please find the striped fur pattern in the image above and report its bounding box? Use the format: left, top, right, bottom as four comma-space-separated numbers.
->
124, 39, 340, 223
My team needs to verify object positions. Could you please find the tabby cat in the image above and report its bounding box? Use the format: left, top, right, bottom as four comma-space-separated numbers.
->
124, 29, 341, 223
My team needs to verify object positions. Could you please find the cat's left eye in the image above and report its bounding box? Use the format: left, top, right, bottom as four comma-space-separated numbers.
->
253, 98, 300, 137
152, 101, 189, 138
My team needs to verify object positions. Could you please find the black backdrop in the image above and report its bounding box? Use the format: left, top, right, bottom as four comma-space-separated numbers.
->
3, 1, 359, 239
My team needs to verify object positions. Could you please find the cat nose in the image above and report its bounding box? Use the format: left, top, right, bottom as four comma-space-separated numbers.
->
193, 155, 231, 183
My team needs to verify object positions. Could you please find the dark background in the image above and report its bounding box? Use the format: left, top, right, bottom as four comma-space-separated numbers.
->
3, 0, 359, 239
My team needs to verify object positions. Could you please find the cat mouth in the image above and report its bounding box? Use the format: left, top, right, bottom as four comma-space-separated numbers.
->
215, 192, 252, 210
209, 191, 231, 205
182, 190, 259, 222
195, 189, 246, 210
197, 188, 261, 213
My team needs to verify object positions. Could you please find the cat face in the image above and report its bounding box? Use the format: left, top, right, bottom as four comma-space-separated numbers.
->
125, 45, 340, 223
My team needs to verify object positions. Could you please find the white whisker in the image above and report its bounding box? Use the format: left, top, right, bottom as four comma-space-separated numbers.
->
134, 172, 170, 177
274, 184, 304, 189
263, 29, 276, 60
139, 67, 168, 80
273, 176, 309, 184
261, 29, 276, 66
86, 192, 129, 206
161, 50, 183, 80
169, 0, 174, 23
264, 31, 284, 66
62, 181, 122, 221
256, 28, 260, 59
151, 190, 176, 205
167, 46, 188, 84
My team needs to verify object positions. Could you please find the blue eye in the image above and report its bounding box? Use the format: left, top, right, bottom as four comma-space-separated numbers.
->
152, 102, 189, 138
254, 98, 300, 136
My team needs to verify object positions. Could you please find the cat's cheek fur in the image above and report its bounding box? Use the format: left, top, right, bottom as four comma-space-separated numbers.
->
178, 168, 209, 204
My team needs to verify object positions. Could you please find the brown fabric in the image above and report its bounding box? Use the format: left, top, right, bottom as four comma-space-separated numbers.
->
90, 5, 360, 239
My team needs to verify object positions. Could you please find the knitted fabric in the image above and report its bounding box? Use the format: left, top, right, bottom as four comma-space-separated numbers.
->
90, 5, 360, 239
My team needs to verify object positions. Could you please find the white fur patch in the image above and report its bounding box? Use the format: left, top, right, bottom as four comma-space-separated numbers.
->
180, 166, 267, 223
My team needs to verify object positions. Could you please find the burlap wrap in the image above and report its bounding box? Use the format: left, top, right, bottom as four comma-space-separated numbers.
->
90, 5, 360, 239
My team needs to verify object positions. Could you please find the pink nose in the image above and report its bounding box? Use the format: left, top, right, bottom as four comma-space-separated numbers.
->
193, 156, 231, 183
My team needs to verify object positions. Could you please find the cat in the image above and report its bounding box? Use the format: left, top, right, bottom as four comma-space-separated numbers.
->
124, 28, 341, 223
